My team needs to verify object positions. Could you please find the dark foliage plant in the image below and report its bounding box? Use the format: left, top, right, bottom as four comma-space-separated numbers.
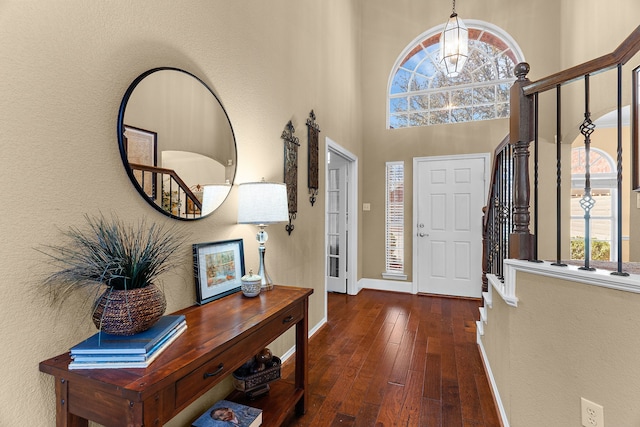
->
39, 214, 187, 305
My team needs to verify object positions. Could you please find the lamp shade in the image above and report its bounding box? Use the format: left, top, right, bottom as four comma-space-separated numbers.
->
237, 181, 289, 225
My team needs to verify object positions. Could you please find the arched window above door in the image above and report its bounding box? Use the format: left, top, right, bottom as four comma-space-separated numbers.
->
388, 21, 524, 129
571, 146, 615, 176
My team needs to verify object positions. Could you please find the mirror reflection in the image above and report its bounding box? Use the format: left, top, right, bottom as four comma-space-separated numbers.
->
118, 68, 236, 220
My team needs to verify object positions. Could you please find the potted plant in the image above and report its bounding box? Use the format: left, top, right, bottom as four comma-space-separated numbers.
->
40, 214, 187, 335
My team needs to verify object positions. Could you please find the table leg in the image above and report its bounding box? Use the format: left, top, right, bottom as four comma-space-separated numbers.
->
294, 298, 309, 415
55, 377, 88, 427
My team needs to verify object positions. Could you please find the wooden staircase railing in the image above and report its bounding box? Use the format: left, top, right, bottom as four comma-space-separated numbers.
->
484, 25, 640, 282
522, 25, 640, 96
129, 163, 203, 218
482, 135, 511, 291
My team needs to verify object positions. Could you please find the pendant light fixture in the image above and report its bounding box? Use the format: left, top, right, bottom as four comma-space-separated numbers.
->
439, 0, 468, 78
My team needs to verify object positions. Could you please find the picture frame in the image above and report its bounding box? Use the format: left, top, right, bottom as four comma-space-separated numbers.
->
124, 125, 158, 199
193, 239, 245, 304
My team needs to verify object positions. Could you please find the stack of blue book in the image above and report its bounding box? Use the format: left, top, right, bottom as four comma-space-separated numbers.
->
68, 314, 187, 370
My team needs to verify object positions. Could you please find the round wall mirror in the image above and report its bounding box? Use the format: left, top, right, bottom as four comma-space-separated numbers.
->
117, 67, 236, 220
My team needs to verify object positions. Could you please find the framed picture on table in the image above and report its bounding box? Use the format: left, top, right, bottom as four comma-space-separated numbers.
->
193, 239, 245, 304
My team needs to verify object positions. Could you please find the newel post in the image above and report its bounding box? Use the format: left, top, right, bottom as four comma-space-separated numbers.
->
509, 63, 535, 260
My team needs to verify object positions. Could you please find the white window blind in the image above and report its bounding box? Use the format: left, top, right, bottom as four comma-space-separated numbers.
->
385, 161, 405, 276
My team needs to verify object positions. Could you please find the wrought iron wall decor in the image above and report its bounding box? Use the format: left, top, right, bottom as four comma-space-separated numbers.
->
306, 110, 321, 206
633, 65, 640, 191
282, 120, 299, 235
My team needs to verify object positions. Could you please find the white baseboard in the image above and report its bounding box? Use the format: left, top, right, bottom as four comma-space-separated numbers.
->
477, 332, 510, 427
281, 315, 327, 363
308, 315, 327, 339
476, 319, 484, 336
358, 278, 413, 294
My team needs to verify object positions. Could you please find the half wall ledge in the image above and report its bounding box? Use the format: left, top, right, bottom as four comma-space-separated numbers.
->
490, 259, 640, 307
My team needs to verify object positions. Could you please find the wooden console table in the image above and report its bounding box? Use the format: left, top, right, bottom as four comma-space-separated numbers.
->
39, 285, 313, 427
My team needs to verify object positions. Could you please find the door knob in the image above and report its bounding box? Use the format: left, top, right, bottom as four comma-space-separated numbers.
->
418, 232, 428, 237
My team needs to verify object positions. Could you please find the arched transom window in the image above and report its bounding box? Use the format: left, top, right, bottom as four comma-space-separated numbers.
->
388, 21, 524, 129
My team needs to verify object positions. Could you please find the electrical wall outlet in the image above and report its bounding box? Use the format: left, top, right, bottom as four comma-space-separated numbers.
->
581, 397, 604, 427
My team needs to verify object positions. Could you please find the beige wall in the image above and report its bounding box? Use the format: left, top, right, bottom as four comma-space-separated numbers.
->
484, 271, 640, 426
358, 0, 640, 281
2, 0, 640, 425
359, 0, 563, 281
0, 1, 361, 425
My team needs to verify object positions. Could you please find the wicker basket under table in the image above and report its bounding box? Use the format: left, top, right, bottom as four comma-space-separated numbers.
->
232, 356, 282, 392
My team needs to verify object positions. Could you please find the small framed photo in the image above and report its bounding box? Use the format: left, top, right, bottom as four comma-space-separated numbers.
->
123, 125, 158, 199
193, 239, 245, 304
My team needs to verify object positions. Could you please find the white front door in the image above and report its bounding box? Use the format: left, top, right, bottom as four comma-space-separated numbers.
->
326, 151, 349, 293
414, 155, 488, 298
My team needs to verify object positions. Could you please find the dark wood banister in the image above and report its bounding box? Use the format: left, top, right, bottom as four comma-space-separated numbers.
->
483, 134, 510, 231
523, 25, 640, 96
482, 134, 510, 291
482, 25, 640, 286
129, 162, 203, 211
505, 25, 640, 262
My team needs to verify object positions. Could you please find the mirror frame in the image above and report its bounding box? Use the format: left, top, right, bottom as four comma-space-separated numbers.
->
117, 67, 237, 220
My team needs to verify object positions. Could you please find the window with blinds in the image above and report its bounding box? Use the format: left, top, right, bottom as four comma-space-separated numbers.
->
384, 161, 405, 278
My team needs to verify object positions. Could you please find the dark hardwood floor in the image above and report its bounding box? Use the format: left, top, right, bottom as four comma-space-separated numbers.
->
280, 289, 501, 427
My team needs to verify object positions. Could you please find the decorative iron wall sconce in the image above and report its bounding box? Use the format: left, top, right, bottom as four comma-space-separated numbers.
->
306, 110, 321, 206
282, 120, 299, 235
633, 65, 639, 190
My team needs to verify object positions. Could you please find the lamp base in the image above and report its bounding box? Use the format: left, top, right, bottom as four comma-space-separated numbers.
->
257, 227, 274, 291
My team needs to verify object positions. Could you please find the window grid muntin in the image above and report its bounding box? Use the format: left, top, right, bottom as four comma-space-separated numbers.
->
390, 78, 513, 127
388, 25, 520, 129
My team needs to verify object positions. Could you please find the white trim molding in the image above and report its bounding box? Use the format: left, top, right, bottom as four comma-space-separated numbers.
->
359, 278, 413, 294
487, 273, 518, 307
491, 259, 640, 308
281, 314, 327, 363
477, 331, 511, 427
325, 137, 359, 296
482, 291, 492, 308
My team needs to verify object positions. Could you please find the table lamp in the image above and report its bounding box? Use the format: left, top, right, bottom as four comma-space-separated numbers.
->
237, 180, 289, 290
